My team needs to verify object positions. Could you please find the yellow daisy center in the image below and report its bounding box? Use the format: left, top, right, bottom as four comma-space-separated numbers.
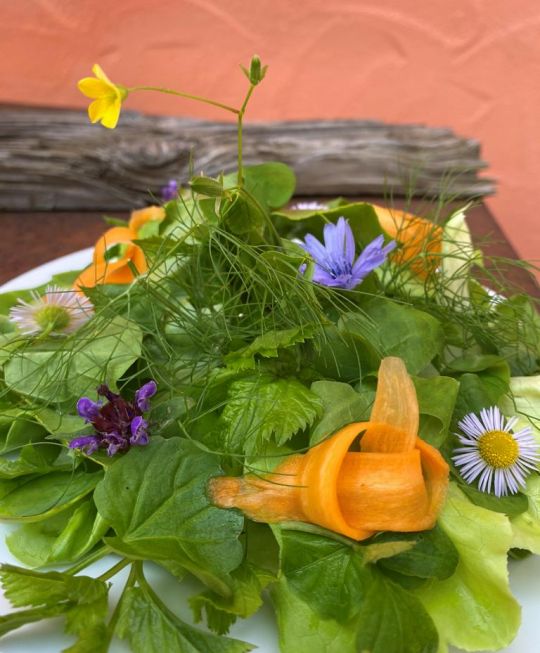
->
478, 430, 519, 468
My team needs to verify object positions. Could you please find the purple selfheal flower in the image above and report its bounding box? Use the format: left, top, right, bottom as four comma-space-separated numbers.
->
299, 217, 396, 290
135, 380, 157, 412
130, 416, 149, 446
69, 380, 157, 457
161, 179, 178, 201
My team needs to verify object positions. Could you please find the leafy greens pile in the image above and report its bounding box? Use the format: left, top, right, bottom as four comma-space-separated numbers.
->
0, 159, 539, 653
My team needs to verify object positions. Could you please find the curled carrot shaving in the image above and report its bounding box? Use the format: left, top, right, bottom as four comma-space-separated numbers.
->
74, 225, 147, 291
371, 204, 442, 279
129, 205, 165, 235
209, 357, 449, 540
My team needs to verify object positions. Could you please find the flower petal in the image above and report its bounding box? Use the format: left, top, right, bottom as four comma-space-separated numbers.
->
77, 77, 112, 99
92, 64, 113, 85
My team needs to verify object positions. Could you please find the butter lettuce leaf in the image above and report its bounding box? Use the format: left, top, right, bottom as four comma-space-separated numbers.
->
416, 483, 521, 651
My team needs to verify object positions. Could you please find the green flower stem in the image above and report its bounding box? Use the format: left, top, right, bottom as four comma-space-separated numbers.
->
128, 86, 239, 115
65, 545, 111, 576
104, 562, 137, 648
237, 83, 256, 187
98, 557, 132, 582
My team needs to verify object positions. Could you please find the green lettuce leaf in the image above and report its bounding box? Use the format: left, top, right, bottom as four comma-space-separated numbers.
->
511, 475, 540, 553
416, 483, 521, 651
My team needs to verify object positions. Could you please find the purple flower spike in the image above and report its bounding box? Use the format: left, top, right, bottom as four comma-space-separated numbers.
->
135, 380, 157, 412
130, 416, 149, 446
299, 217, 396, 290
69, 436, 100, 455
69, 381, 157, 457
76, 397, 101, 422
161, 180, 178, 201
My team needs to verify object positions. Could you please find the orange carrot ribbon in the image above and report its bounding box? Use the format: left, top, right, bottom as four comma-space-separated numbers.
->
210, 357, 449, 540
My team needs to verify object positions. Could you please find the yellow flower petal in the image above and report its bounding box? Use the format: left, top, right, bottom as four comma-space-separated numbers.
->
92, 64, 113, 85
77, 77, 113, 99
99, 98, 122, 129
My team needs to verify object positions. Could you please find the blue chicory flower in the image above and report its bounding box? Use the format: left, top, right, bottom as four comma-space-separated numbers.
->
70, 381, 157, 457
299, 217, 396, 290
161, 179, 178, 201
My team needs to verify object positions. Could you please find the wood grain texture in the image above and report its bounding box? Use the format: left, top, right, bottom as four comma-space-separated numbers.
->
0, 105, 495, 210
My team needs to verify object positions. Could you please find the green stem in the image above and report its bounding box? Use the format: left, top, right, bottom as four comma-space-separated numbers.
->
65, 545, 111, 576
128, 86, 239, 115
98, 557, 131, 582
104, 563, 137, 648
237, 84, 256, 187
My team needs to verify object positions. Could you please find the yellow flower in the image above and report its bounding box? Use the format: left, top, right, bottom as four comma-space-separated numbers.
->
77, 64, 128, 129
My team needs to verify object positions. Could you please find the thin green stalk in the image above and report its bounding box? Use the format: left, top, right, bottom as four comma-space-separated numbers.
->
98, 557, 131, 582
128, 86, 239, 115
237, 84, 256, 187
103, 562, 138, 649
65, 545, 111, 576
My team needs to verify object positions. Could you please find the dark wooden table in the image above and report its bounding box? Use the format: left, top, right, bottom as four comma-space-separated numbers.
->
0, 203, 537, 296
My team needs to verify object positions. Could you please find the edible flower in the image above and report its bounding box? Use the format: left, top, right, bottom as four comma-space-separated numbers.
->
299, 217, 395, 290
453, 406, 539, 496
371, 204, 443, 279
77, 64, 128, 129
160, 180, 179, 202
74, 226, 148, 291
210, 357, 449, 540
9, 285, 93, 336
69, 380, 157, 456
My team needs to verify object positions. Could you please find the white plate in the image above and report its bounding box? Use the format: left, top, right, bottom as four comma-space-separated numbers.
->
0, 251, 539, 653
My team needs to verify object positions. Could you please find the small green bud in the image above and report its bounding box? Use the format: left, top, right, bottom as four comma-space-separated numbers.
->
190, 175, 225, 197
241, 55, 268, 86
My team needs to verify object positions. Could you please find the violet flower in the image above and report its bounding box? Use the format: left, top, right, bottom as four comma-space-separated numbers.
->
69, 381, 157, 457
299, 217, 396, 290
161, 179, 178, 201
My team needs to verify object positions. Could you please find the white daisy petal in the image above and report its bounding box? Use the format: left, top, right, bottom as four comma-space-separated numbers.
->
453, 406, 540, 497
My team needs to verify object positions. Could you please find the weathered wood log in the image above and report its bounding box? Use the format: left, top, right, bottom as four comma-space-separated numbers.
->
0, 105, 494, 210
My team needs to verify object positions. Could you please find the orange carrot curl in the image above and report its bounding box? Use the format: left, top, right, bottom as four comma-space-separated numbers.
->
209, 357, 449, 541
371, 205, 442, 279
73, 205, 164, 291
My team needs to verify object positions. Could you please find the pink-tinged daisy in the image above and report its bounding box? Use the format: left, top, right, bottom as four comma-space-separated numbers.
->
453, 406, 540, 497
9, 285, 94, 336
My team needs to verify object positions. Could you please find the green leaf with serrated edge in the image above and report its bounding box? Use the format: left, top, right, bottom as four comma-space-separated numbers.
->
413, 376, 459, 447
190, 562, 275, 635
4, 315, 142, 403
362, 298, 443, 375
223, 162, 296, 210
374, 526, 458, 580
356, 572, 438, 653
0, 470, 102, 522
278, 528, 372, 623
270, 578, 357, 653
222, 375, 323, 455
511, 475, 540, 553
116, 584, 254, 653
94, 438, 243, 592
309, 380, 374, 445
0, 564, 108, 649
416, 483, 521, 652
224, 326, 314, 371
7, 499, 109, 567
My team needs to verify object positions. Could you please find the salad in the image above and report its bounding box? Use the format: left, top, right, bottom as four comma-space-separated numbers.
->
0, 56, 538, 653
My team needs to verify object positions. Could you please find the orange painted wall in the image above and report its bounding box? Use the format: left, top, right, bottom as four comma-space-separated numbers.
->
1, 0, 539, 263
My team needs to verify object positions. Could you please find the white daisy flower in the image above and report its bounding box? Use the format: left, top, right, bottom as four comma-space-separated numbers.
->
9, 285, 94, 336
453, 406, 540, 497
